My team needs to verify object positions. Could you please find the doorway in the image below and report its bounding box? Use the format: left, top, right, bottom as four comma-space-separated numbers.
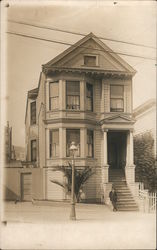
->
107, 131, 126, 169
21, 173, 32, 201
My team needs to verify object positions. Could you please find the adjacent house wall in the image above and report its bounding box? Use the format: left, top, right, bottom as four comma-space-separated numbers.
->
4, 168, 45, 201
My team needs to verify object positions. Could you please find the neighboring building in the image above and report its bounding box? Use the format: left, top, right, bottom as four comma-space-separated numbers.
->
133, 99, 156, 157
12, 33, 139, 207
14, 146, 26, 161
5, 121, 16, 162
4, 122, 23, 201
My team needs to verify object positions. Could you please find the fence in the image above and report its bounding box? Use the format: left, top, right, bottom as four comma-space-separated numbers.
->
138, 182, 156, 213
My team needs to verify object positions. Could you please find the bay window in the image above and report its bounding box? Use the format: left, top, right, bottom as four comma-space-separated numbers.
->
66, 129, 80, 157
49, 82, 59, 110
86, 83, 93, 111
66, 81, 80, 110
87, 130, 94, 157
49, 130, 59, 158
110, 85, 124, 112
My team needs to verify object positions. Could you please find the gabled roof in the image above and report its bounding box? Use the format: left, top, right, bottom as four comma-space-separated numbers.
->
133, 99, 156, 117
43, 32, 136, 75
28, 88, 38, 99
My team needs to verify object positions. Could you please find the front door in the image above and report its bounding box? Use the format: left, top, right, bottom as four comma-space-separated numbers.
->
108, 132, 126, 169
21, 173, 32, 201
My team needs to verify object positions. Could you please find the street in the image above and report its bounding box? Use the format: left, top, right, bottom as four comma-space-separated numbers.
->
1, 201, 156, 250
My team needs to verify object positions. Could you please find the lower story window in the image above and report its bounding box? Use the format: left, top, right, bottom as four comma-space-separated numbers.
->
50, 130, 59, 158
66, 129, 80, 157
31, 140, 37, 162
87, 130, 94, 157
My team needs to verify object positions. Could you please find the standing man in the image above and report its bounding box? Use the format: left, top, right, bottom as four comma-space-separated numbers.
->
109, 187, 118, 211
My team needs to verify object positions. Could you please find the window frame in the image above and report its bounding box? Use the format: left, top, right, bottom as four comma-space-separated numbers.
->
87, 130, 94, 158
49, 81, 59, 111
84, 55, 97, 67
49, 129, 59, 158
86, 83, 93, 111
31, 139, 37, 162
30, 101, 36, 125
110, 85, 124, 112
66, 81, 80, 110
66, 129, 80, 157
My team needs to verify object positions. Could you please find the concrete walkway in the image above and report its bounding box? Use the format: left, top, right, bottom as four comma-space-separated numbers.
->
1, 201, 156, 250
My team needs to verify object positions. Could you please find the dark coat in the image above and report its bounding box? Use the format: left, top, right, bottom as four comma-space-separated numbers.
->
109, 191, 117, 202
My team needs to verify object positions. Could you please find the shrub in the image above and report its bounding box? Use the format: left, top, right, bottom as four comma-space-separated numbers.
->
134, 131, 156, 192
50, 163, 95, 202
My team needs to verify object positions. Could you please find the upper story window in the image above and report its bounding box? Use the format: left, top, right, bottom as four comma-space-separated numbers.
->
66, 81, 80, 110
87, 130, 94, 157
86, 83, 93, 111
30, 101, 36, 125
49, 82, 59, 110
66, 129, 80, 157
49, 129, 59, 158
31, 140, 37, 162
84, 55, 96, 67
110, 85, 124, 112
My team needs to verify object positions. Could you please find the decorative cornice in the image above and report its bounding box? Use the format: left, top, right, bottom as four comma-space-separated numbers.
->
44, 118, 98, 126
43, 67, 133, 79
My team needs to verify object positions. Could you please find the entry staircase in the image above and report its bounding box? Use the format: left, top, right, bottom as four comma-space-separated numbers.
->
109, 169, 139, 211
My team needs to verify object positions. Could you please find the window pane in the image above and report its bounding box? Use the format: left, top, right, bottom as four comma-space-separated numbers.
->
50, 130, 59, 157
66, 81, 80, 110
111, 85, 123, 98
66, 129, 80, 157
86, 83, 93, 97
87, 130, 93, 157
50, 97, 59, 110
66, 81, 80, 95
84, 56, 96, 66
31, 140, 36, 161
30, 101, 36, 125
67, 96, 80, 110
50, 82, 59, 97
52, 130, 59, 144
111, 99, 124, 111
86, 83, 93, 111
86, 98, 92, 111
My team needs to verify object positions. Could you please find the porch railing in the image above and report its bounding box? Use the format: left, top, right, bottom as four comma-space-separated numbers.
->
138, 182, 156, 213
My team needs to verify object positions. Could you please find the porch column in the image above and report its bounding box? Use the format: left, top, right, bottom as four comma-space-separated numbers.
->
102, 129, 109, 183
125, 130, 135, 183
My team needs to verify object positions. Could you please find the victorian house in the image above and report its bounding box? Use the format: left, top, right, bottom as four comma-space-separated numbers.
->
24, 33, 139, 209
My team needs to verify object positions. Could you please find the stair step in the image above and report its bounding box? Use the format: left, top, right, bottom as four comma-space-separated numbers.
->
117, 202, 137, 205
117, 202, 138, 207
118, 208, 139, 211
108, 170, 139, 212
117, 198, 135, 201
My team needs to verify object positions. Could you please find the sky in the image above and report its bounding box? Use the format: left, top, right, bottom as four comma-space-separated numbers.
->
1, 0, 156, 147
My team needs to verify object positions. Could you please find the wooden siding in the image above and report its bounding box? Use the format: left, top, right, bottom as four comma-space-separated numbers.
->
94, 80, 101, 113
46, 169, 64, 200
94, 129, 102, 166
124, 85, 131, 113
104, 83, 110, 112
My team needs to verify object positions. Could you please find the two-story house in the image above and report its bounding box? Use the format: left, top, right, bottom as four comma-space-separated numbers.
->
24, 33, 139, 208
133, 99, 156, 158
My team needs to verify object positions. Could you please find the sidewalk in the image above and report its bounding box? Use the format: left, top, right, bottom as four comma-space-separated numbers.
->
1, 201, 156, 250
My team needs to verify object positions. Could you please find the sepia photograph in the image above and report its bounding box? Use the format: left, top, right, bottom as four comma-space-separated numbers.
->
0, 0, 156, 249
